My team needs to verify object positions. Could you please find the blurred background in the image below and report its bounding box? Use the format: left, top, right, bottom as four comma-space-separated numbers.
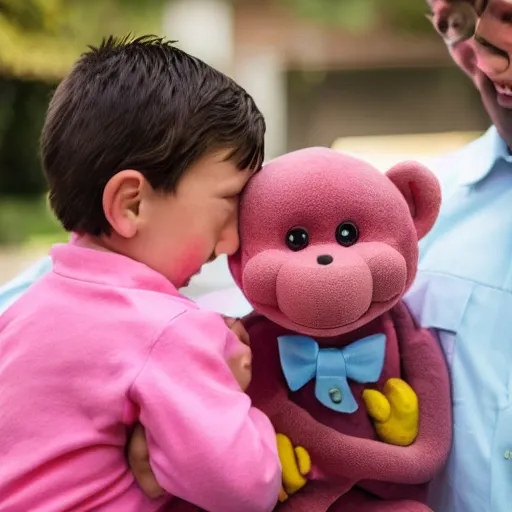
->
0, 0, 489, 290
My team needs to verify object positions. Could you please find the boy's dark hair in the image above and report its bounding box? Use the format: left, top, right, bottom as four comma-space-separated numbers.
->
41, 35, 265, 235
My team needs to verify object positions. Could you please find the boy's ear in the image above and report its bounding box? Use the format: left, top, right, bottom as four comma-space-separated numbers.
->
102, 170, 144, 239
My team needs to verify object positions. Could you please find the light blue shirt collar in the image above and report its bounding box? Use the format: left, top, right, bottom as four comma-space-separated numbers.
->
459, 127, 512, 186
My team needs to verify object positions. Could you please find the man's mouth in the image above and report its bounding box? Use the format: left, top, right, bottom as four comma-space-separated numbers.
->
493, 81, 512, 109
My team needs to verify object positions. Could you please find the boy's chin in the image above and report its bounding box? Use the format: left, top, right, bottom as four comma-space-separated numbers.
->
179, 268, 202, 289
180, 276, 193, 288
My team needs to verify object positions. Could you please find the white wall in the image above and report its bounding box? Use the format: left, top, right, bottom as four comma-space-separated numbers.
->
162, 0, 287, 159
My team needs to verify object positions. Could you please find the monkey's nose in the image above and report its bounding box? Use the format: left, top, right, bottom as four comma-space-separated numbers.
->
317, 255, 333, 266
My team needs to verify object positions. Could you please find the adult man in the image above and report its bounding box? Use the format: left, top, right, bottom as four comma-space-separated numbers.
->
404, 1, 512, 511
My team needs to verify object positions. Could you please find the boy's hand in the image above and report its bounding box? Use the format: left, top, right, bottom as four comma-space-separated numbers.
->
227, 348, 253, 391
128, 424, 163, 499
223, 316, 250, 346
223, 316, 252, 390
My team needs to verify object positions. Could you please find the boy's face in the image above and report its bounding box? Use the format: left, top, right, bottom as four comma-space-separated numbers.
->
139, 151, 253, 288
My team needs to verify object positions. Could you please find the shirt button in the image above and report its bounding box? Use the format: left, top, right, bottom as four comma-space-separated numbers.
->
505, 450, 511, 460
329, 387, 342, 404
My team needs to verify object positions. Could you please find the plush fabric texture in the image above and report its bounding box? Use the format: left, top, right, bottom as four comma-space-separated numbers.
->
228, 148, 452, 512
230, 148, 441, 338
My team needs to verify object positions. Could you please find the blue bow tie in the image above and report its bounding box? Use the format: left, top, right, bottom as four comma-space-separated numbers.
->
277, 333, 386, 414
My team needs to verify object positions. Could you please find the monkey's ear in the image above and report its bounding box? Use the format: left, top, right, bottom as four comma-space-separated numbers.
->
386, 161, 441, 241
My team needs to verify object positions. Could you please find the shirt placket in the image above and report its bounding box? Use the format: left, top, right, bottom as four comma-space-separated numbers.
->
490, 269, 512, 509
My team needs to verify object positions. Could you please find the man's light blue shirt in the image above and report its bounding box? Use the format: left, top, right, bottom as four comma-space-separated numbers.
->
406, 126, 512, 512
1, 127, 511, 511
0, 256, 52, 315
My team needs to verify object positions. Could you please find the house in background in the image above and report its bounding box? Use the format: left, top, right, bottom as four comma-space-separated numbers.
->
165, 0, 489, 162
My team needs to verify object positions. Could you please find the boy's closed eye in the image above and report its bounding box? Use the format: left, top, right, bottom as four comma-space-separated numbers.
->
219, 168, 254, 196
222, 193, 240, 201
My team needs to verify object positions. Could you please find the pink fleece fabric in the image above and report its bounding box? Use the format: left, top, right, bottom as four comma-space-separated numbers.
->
228, 148, 452, 512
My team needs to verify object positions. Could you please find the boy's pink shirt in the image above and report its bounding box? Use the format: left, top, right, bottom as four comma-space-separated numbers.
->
0, 243, 281, 512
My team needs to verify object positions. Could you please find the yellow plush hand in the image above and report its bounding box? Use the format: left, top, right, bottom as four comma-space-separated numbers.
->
362, 378, 419, 447
276, 433, 312, 502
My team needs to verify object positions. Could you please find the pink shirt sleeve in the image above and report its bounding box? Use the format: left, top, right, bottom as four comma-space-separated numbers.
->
129, 309, 281, 512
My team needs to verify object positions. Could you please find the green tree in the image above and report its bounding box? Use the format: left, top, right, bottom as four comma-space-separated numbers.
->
0, 0, 63, 32
278, 0, 431, 33
0, 0, 166, 199
0, 0, 166, 80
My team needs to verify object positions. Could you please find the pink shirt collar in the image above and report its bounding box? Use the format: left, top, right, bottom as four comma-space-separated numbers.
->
51, 242, 181, 297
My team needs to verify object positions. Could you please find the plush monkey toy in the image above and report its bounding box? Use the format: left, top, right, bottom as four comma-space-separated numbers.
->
226, 147, 452, 512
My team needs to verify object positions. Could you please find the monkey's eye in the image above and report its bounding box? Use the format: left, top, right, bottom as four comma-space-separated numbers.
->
336, 222, 359, 247
286, 227, 309, 251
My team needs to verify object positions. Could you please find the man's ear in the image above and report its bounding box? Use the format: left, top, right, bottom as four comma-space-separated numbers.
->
102, 170, 145, 239
386, 161, 441, 240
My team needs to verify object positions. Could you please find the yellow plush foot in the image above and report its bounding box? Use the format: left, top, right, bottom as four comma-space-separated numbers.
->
362, 378, 419, 447
276, 433, 312, 501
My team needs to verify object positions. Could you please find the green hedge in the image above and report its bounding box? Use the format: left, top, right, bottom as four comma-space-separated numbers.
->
0, 196, 65, 245
0, 77, 55, 197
